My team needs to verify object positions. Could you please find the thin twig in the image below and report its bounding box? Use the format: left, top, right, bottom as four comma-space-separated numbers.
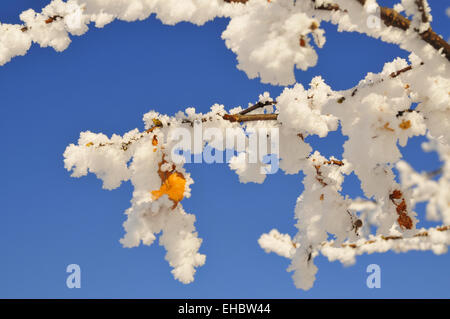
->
239, 100, 277, 115
342, 225, 450, 248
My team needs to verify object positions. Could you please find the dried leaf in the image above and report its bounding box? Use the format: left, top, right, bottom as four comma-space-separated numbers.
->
299, 36, 306, 47
399, 120, 411, 130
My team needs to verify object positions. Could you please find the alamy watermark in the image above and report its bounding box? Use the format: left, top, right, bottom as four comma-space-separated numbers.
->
366, 264, 381, 288
167, 121, 280, 174
66, 264, 81, 289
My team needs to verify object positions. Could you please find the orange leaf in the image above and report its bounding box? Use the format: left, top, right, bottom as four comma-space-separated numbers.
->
151, 172, 186, 204
150, 155, 186, 208
399, 120, 411, 130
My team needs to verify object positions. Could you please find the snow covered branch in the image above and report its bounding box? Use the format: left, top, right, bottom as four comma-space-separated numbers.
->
259, 225, 450, 264
224, 0, 450, 61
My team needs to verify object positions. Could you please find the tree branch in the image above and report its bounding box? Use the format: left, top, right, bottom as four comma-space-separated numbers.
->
223, 113, 278, 122
86, 60, 421, 151
359, 0, 449, 60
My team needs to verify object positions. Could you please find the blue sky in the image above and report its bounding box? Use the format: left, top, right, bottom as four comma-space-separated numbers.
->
1, 0, 449, 298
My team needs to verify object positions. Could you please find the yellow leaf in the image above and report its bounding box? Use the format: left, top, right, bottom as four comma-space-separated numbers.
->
85, 142, 94, 147
152, 118, 163, 127
151, 172, 186, 205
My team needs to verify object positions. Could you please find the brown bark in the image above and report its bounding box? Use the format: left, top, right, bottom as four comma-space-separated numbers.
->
223, 113, 278, 122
